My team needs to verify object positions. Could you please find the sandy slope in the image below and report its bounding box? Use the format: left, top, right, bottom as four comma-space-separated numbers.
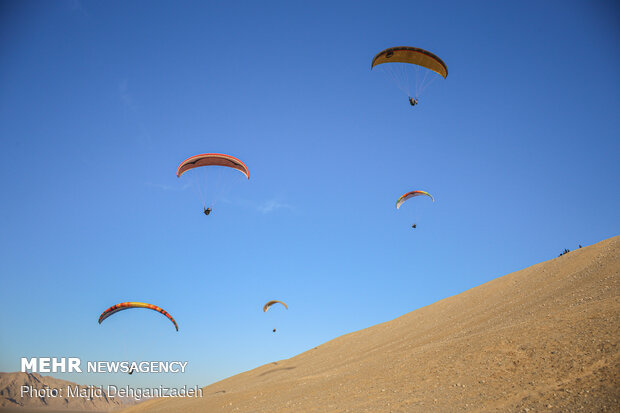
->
0, 372, 122, 411
0, 409, 101, 413
124, 236, 619, 412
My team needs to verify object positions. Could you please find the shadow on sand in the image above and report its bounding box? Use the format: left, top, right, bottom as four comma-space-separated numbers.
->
258, 366, 296, 377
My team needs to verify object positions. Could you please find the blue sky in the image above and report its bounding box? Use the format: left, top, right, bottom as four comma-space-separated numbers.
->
1, 0, 618, 388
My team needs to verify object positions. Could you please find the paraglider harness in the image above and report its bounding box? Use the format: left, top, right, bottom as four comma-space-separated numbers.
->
409, 97, 418, 106
204, 206, 212, 216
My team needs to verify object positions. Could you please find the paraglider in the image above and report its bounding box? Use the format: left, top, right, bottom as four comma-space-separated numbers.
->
177, 153, 249, 215
264, 300, 288, 333
372, 46, 447, 106
98, 302, 179, 331
396, 190, 434, 229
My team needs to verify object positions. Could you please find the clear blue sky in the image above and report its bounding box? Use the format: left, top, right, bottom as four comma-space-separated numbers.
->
1, 0, 618, 388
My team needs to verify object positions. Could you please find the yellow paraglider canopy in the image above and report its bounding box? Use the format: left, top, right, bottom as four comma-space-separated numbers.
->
263, 300, 288, 312
372, 46, 448, 78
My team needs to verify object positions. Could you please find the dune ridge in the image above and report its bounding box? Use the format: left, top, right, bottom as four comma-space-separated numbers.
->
124, 236, 619, 412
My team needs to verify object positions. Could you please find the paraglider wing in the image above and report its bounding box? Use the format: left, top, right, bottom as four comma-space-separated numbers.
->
176, 153, 250, 179
98, 302, 179, 331
396, 190, 434, 209
263, 300, 288, 312
371, 46, 448, 79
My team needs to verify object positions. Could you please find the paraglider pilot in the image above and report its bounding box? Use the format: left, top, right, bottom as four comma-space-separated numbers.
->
204, 206, 212, 216
409, 97, 418, 106
411, 224, 417, 229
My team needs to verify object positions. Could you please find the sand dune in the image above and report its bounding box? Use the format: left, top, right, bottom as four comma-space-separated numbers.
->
124, 236, 619, 412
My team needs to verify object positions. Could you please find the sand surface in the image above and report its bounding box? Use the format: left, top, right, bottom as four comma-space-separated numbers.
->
0, 409, 104, 413
123, 236, 619, 412
0, 372, 122, 412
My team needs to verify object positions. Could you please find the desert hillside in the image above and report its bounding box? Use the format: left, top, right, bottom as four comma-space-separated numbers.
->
0, 372, 122, 411
124, 236, 619, 412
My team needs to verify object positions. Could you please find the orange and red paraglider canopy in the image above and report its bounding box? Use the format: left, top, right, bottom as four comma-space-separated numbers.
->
98, 302, 179, 331
176, 153, 250, 179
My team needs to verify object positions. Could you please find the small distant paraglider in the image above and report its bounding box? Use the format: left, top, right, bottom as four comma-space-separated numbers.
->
396, 190, 434, 228
264, 300, 288, 333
